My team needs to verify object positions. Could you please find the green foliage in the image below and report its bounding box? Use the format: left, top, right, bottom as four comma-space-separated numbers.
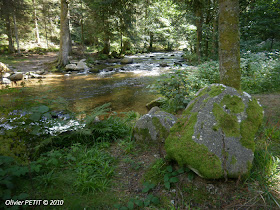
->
241, 51, 280, 93
163, 166, 190, 190
114, 194, 160, 210
36, 143, 115, 193
148, 70, 204, 112
142, 181, 156, 193
246, 125, 280, 208
0, 156, 40, 207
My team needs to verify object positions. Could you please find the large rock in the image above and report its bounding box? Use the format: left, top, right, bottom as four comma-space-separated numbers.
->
165, 84, 263, 179
0, 62, 11, 73
9, 73, 23, 81
120, 57, 133, 64
146, 97, 165, 111
76, 59, 89, 70
65, 64, 77, 71
133, 107, 177, 144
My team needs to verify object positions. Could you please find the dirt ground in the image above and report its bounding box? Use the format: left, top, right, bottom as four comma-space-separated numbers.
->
8, 52, 57, 73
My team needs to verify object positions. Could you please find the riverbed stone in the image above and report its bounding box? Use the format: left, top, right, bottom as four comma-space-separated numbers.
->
133, 107, 177, 144
120, 57, 133, 64
9, 73, 23, 81
146, 97, 165, 111
0, 62, 11, 73
165, 84, 263, 179
65, 64, 77, 71
159, 63, 168, 67
76, 59, 89, 70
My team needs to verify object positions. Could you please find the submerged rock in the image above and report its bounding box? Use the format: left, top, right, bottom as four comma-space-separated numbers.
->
165, 84, 263, 179
159, 63, 168, 67
133, 107, 177, 144
120, 57, 133, 64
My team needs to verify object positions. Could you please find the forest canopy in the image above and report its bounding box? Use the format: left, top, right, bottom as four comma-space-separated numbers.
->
0, 0, 279, 58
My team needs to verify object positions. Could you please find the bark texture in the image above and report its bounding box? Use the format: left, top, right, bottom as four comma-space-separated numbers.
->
33, 0, 40, 43
218, 0, 241, 90
57, 0, 70, 68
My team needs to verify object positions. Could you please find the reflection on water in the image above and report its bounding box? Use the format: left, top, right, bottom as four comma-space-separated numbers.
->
1, 52, 186, 114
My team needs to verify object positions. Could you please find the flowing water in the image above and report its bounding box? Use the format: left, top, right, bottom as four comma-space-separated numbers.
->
2, 51, 186, 114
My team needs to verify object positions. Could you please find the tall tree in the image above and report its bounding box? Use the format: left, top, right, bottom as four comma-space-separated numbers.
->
32, 0, 40, 43
57, 0, 71, 68
218, 0, 240, 89
1, 0, 15, 53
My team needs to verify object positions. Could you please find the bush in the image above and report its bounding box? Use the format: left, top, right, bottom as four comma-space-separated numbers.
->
148, 70, 198, 112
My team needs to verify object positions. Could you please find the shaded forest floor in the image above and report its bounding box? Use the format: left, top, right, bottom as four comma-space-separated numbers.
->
1, 52, 57, 73
106, 93, 280, 209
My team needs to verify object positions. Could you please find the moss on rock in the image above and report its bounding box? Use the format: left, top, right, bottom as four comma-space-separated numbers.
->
212, 103, 240, 137
165, 112, 223, 179
220, 95, 245, 114
240, 98, 263, 151
165, 84, 263, 179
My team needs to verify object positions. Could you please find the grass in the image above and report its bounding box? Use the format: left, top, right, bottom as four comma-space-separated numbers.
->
0, 49, 280, 209
0, 54, 28, 65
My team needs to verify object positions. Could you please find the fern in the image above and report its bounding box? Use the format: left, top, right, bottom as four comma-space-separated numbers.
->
84, 103, 111, 126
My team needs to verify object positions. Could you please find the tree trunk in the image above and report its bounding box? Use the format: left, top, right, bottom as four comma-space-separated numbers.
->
44, 16, 48, 48
149, 32, 153, 52
80, 0, 84, 46
212, 14, 218, 56
13, 14, 20, 54
218, 0, 240, 90
205, 0, 211, 59
32, 0, 40, 43
195, 6, 203, 63
5, 13, 14, 53
101, 30, 110, 55
57, 0, 70, 68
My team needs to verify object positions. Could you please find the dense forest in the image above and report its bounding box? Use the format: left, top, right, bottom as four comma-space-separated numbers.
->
1, 0, 279, 58
0, 0, 280, 209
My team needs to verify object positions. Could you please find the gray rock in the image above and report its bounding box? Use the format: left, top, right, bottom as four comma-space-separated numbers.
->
120, 57, 133, 64
76, 59, 89, 70
9, 73, 23, 81
159, 63, 168, 67
146, 97, 165, 111
1, 78, 11, 84
133, 107, 177, 144
30, 72, 44, 79
65, 64, 77, 71
3, 73, 11, 78
165, 84, 264, 179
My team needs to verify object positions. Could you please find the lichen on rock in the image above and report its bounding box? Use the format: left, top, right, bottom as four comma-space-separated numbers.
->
132, 107, 177, 144
165, 84, 263, 179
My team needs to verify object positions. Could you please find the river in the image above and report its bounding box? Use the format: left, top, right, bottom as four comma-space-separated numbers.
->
1, 51, 186, 114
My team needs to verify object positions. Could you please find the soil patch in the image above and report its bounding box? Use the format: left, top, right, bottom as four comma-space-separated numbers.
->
8, 52, 57, 73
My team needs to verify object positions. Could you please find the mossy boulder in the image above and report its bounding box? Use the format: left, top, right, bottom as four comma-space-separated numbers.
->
133, 107, 177, 144
165, 84, 263, 179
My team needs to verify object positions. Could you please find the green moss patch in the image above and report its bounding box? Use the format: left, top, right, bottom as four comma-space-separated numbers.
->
208, 85, 225, 97
230, 156, 237, 165
240, 98, 263, 151
220, 95, 245, 114
165, 111, 223, 179
212, 103, 240, 137
152, 117, 169, 141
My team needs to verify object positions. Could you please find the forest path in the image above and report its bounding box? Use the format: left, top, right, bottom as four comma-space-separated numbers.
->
10, 52, 57, 73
